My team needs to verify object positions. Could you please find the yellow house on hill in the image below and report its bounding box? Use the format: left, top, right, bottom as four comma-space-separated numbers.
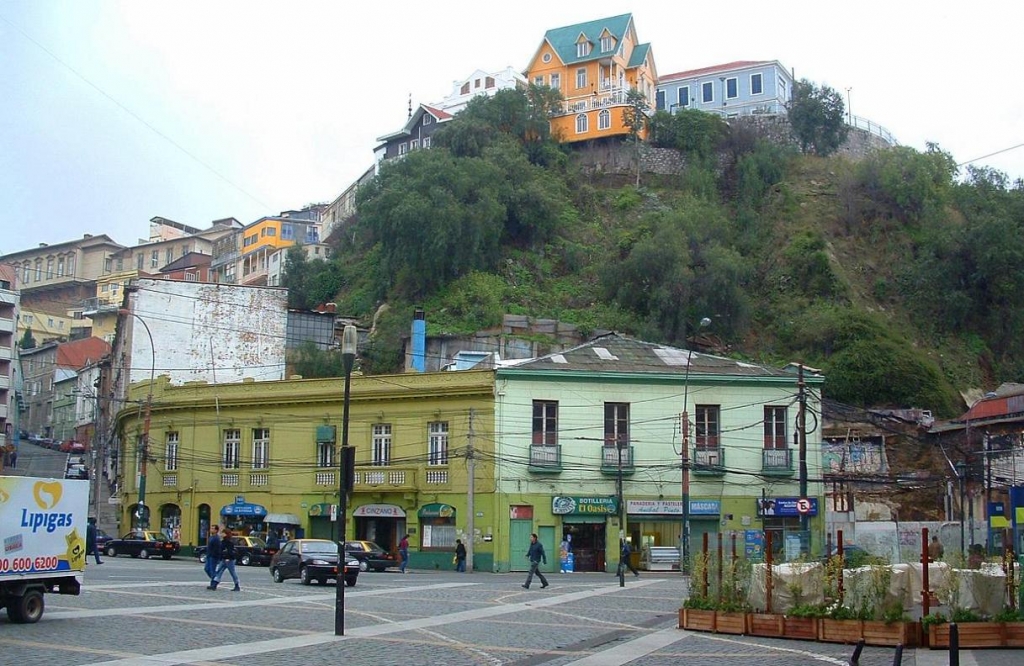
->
525, 13, 657, 143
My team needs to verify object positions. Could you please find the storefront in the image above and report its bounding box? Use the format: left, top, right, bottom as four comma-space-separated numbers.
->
418, 503, 456, 551
757, 496, 817, 560
626, 498, 720, 564
220, 496, 267, 535
553, 496, 617, 572
352, 503, 406, 552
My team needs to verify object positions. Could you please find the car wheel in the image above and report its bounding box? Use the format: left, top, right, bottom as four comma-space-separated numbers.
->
358, 560, 368, 572
8, 589, 44, 624
300, 566, 311, 585
106, 546, 117, 557
241, 554, 252, 566
271, 567, 284, 583
162, 554, 172, 560
345, 576, 357, 587
199, 553, 207, 564
139, 548, 150, 559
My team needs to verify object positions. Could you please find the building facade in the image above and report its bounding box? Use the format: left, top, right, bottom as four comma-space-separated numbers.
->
0, 265, 18, 455
656, 60, 794, 117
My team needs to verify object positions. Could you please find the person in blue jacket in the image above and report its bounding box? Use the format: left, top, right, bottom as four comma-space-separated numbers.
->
522, 533, 549, 590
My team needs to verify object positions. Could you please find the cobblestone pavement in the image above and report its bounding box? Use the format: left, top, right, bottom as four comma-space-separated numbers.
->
0, 557, 1018, 665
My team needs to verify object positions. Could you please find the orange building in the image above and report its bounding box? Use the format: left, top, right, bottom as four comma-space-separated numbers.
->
525, 13, 657, 143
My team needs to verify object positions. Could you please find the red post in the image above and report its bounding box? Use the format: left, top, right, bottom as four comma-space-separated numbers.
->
702, 532, 710, 598
921, 527, 931, 617
717, 532, 724, 602
766, 531, 774, 613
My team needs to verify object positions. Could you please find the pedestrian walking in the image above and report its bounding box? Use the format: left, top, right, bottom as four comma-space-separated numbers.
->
616, 538, 640, 578
209, 529, 240, 591
522, 533, 548, 590
86, 517, 103, 564
928, 535, 944, 562
204, 525, 222, 582
454, 539, 467, 573
399, 533, 410, 573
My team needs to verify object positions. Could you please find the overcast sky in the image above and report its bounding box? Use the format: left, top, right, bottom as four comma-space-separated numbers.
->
1, 1, 1021, 255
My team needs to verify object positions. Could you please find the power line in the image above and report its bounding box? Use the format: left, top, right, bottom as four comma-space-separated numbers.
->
957, 142, 1024, 168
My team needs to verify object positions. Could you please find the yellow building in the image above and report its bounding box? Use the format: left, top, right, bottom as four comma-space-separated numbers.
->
525, 13, 658, 143
113, 370, 496, 569
83, 270, 137, 344
238, 217, 321, 286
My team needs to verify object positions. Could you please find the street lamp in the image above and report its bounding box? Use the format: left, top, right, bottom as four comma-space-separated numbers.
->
956, 460, 967, 557
334, 324, 357, 636
681, 316, 711, 575
845, 87, 852, 125
119, 308, 155, 530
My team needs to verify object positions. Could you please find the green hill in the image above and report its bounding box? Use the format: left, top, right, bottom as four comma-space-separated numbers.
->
286, 89, 1024, 418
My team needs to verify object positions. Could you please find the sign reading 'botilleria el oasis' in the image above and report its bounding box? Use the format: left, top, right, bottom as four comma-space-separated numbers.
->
551, 496, 618, 515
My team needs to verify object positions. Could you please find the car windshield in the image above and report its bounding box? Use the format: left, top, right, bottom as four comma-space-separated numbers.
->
143, 532, 171, 542
245, 537, 267, 547
302, 542, 338, 554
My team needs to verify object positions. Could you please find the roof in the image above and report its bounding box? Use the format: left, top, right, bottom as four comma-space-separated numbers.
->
376, 104, 454, 142
659, 60, 773, 84
627, 42, 651, 69
542, 13, 633, 66
56, 336, 111, 371
0, 234, 124, 261
160, 252, 212, 272
499, 333, 795, 379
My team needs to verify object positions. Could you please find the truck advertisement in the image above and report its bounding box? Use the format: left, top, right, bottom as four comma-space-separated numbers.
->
0, 477, 88, 578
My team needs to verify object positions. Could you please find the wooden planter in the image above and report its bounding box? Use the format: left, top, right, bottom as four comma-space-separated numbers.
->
679, 608, 716, 632
783, 616, 819, 640
714, 611, 747, 635
747, 612, 785, 638
928, 622, 1005, 649
1003, 622, 1024, 648
818, 619, 920, 647
818, 619, 864, 644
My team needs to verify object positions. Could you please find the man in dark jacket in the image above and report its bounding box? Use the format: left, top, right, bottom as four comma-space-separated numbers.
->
209, 528, 240, 591
86, 517, 103, 564
522, 533, 548, 590
455, 539, 467, 573
617, 538, 640, 578
204, 525, 222, 582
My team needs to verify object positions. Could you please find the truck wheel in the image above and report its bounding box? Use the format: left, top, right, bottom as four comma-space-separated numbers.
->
106, 546, 117, 557
8, 589, 45, 624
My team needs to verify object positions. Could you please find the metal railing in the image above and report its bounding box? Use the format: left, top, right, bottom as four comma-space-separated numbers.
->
762, 448, 793, 472
558, 88, 632, 116
601, 444, 634, 470
847, 114, 897, 145
530, 445, 561, 467
692, 447, 726, 474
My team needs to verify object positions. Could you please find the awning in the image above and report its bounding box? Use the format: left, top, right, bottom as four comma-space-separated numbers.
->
220, 502, 267, 517
265, 513, 301, 525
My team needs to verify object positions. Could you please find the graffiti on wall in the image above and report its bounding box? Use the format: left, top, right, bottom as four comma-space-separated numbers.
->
822, 440, 887, 475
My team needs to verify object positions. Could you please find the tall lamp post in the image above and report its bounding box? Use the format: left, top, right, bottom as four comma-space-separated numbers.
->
334, 324, 357, 637
681, 317, 711, 575
956, 460, 967, 557
119, 309, 155, 530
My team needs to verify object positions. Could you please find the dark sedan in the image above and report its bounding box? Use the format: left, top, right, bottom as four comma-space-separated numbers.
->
196, 535, 272, 566
269, 539, 359, 587
105, 530, 180, 559
345, 540, 396, 572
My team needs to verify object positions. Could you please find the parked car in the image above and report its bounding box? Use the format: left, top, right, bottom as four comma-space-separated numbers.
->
67, 455, 86, 467
64, 464, 89, 480
95, 528, 113, 550
196, 535, 272, 566
345, 540, 396, 572
105, 530, 180, 559
269, 539, 358, 586
70, 441, 87, 454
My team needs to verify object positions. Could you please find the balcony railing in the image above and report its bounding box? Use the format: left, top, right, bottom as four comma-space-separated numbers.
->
762, 448, 794, 475
692, 447, 726, 476
600, 444, 634, 475
557, 88, 631, 116
356, 466, 417, 491
81, 297, 120, 315
529, 445, 562, 473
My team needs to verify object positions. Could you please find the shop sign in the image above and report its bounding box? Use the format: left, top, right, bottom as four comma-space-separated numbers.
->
352, 504, 407, 518
552, 496, 618, 515
757, 497, 818, 517
308, 503, 332, 517
510, 505, 533, 520
626, 499, 720, 515
418, 503, 455, 519
221, 498, 267, 517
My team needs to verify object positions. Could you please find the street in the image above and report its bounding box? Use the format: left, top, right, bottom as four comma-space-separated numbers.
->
1, 555, 1016, 666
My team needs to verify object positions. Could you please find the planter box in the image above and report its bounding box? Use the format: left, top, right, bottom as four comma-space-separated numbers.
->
680, 608, 716, 632
818, 619, 864, 644
747, 612, 785, 638
715, 611, 747, 635
819, 619, 921, 647
1003, 622, 1024, 648
783, 616, 819, 640
929, 622, 1005, 649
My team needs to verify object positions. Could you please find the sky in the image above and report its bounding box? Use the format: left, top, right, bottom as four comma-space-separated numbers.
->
1, 1, 1021, 255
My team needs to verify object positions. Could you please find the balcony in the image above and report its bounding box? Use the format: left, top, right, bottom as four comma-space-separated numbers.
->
81, 297, 120, 316
0, 374, 9, 391
0, 316, 14, 334
0, 346, 10, 362
356, 466, 417, 492
762, 448, 794, 476
600, 444, 635, 476
692, 447, 726, 476
528, 445, 562, 473
558, 88, 631, 116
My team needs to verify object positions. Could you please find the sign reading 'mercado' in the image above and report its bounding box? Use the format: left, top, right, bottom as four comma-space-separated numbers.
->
551, 496, 618, 515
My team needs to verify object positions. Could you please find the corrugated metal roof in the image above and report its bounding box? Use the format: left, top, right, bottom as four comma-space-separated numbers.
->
56, 336, 110, 371
659, 60, 772, 83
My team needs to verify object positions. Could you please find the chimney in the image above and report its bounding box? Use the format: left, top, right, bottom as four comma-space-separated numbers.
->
324, 302, 337, 314
411, 308, 426, 373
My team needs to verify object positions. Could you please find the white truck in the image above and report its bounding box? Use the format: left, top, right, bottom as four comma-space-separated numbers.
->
0, 476, 89, 623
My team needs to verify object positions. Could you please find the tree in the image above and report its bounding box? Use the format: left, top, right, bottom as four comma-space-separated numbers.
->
787, 79, 849, 156
622, 88, 649, 188
19, 328, 36, 349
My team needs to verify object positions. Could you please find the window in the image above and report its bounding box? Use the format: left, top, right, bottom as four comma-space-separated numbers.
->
410, 139, 419, 150
281, 224, 294, 240
180, 245, 188, 257
165, 432, 179, 471
252, 428, 269, 469
34, 259, 41, 280
576, 68, 587, 89
778, 78, 787, 101
57, 257, 65, 276
764, 407, 787, 449
22, 264, 29, 283
751, 72, 763, 95
678, 85, 690, 108
542, 52, 552, 64
185, 271, 197, 281
46, 258, 54, 279
165, 248, 173, 264
600, 35, 614, 52
604, 403, 629, 448
694, 405, 720, 449
422, 137, 432, 149
474, 78, 481, 89
575, 113, 588, 134
534, 75, 544, 86
532, 401, 558, 459
427, 421, 448, 466
101, 284, 109, 293
137, 253, 144, 270
485, 76, 495, 88
265, 227, 276, 237
460, 82, 470, 95
116, 257, 123, 271
550, 73, 560, 90
67, 255, 74, 275
726, 77, 738, 99
577, 41, 590, 58
372, 424, 391, 466
222, 429, 241, 469
316, 427, 335, 468
701, 81, 714, 104
47, 317, 54, 327
151, 250, 159, 268
598, 109, 611, 130
398, 143, 409, 155
655, 89, 665, 111
422, 115, 432, 125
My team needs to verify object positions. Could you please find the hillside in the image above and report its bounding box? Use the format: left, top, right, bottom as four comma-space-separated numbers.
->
285, 90, 1024, 418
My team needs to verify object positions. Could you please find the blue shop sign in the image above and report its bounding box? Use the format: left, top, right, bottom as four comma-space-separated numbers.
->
757, 497, 818, 517
221, 497, 268, 517
689, 500, 721, 516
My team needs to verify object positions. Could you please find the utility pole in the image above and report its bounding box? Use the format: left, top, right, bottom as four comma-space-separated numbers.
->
617, 431, 625, 587
467, 408, 475, 573
797, 364, 809, 555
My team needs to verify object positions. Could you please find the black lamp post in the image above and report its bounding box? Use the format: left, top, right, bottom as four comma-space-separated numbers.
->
334, 324, 357, 637
681, 316, 711, 575
119, 308, 155, 530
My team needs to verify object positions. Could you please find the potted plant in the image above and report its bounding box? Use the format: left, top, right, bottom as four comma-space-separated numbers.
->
819, 562, 920, 646
680, 552, 716, 631
713, 556, 750, 634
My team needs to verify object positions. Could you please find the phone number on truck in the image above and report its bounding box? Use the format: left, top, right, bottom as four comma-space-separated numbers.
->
0, 556, 60, 573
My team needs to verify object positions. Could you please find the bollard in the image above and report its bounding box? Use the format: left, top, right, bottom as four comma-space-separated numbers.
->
949, 623, 959, 666
892, 643, 903, 666
848, 638, 865, 665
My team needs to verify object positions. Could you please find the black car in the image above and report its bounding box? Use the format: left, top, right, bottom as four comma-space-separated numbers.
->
196, 535, 272, 566
105, 530, 181, 559
269, 539, 359, 586
345, 540, 396, 572
95, 528, 113, 551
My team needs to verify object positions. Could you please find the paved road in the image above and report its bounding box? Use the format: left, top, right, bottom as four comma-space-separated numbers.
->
2, 555, 1018, 666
